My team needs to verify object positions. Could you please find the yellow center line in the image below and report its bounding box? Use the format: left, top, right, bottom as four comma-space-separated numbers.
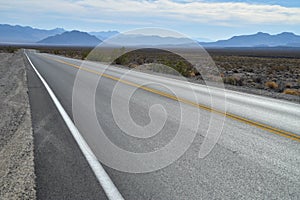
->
42, 55, 300, 142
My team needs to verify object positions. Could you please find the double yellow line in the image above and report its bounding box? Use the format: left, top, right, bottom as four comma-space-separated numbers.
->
43, 55, 300, 142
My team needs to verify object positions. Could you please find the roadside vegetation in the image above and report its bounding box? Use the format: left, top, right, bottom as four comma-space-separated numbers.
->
88, 47, 300, 96
0, 46, 19, 53
40, 46, 300, 97
38, 46, 92, 60
214, 54, 300, 95
2, 45, 299, 97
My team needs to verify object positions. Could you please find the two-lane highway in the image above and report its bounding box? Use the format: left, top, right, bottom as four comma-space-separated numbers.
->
26, 50, 300, 199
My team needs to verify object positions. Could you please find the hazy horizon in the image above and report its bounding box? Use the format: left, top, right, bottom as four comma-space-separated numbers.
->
2, 23, 300, 43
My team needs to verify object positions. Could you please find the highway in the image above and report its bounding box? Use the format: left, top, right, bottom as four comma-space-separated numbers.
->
25, 50, 300, 199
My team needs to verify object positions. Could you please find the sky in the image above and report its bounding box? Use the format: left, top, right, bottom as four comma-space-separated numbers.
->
1, 0, 300, 41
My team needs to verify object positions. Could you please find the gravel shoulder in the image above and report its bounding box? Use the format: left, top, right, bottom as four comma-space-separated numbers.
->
0, 51, 36, 199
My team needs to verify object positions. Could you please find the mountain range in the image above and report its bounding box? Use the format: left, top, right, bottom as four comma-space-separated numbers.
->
89, 31, 119, 40
1, 24, 300, 47
0, 24, 118, 45
200, 32, 300, 47
37, 30, 102, 46
101, 34, 194, 46
0, 24, 65, 43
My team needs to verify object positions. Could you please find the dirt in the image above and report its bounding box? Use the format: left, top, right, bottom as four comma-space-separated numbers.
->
0, 51, 36, 199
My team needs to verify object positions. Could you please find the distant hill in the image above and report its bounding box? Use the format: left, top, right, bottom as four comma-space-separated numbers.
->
201, 32, 300, 47
89, 31, 119, 40
102, 34, 195, 47
2, 24, 300, 48
0, 24, 65, 43
37, 30, 102, 46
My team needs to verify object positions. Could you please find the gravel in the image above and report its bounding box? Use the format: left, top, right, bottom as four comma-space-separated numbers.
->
0, 51, 36, 199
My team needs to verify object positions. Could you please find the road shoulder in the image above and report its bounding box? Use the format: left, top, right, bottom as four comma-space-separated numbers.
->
0, 51, 36, 199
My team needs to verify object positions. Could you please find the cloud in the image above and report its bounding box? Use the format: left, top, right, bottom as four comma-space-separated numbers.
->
85, 0, 300, 24
1, 0, 300, 25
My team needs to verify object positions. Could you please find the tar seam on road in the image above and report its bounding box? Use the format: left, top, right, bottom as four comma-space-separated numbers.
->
43, 54, 300, 142
25, 51, 125, 200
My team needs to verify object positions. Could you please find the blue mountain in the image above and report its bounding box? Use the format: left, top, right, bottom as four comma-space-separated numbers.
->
37, 30, 102, 46
0, 24, 65, 43
201, 32, 300, 47
89, 31, 119, 40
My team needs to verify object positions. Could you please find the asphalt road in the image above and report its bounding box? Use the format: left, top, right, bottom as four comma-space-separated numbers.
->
25, 52, 108, 199
26, 50, 300, 199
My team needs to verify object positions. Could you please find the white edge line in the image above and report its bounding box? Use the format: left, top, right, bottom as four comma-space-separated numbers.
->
25, 51, 124, 200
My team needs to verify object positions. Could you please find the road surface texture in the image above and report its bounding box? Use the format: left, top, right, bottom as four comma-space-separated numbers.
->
25, 52, 108, 200
0, 51, 36, 199
26, 50, 300, 199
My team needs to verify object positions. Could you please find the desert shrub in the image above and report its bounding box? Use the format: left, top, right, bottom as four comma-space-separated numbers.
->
265, 81, 278, 89
115, 54, 129, 65
137, 58, 144, 65
81, 50, 90, 60
188, 71, 196, 77
128, 63, 138, 68
9, 46, 18, 53
174, 60, 190, 77
223, 76, 243, 86
223, 76, 236, 85
283, 89, 300, 96
0, 46, 18, 53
